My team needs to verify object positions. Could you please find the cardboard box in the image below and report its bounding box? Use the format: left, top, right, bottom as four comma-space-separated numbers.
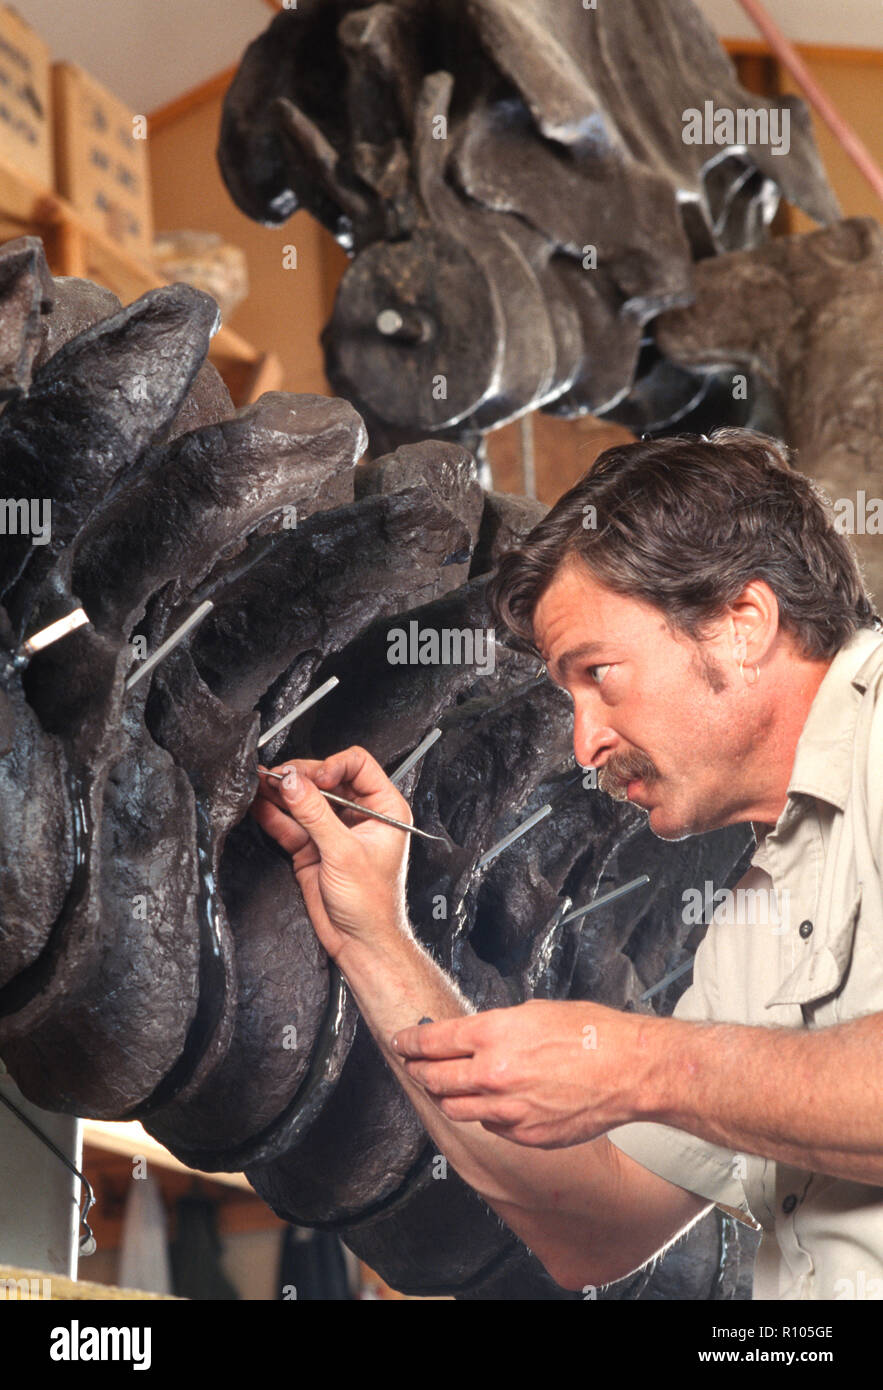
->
52, 60, 153, 257
0, 5, 53, 187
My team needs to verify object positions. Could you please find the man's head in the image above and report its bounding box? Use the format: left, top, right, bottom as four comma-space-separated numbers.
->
489, 429, 878, 839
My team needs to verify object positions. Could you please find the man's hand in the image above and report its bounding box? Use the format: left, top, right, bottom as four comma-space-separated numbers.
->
250, 745, 414, 962
393, 998, 651, 1148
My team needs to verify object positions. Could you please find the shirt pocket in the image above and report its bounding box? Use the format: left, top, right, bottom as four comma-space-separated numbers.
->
765, 886, 862, 1009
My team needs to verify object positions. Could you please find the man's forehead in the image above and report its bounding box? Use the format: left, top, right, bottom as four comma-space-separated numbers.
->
533, 563, 610, 657
544, 639, 609, 682
533, 565, 668, 672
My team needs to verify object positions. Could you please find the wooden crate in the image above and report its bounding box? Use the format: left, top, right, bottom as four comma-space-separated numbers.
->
0, 5, 52, 187
52, 60, 153, 258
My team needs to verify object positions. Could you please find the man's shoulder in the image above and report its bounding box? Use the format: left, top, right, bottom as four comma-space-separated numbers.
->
852, 630, 883, 702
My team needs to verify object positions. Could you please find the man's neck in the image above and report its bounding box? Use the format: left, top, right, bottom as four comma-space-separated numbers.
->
738, 654, 832, 829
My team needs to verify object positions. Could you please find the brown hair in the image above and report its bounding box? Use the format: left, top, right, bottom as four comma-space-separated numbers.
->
489, 429, 879, 661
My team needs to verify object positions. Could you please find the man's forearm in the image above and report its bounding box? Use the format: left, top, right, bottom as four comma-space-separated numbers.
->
646, 1012, 883, 1184
335, 927, 612, 1214
332, 926, 658, 1287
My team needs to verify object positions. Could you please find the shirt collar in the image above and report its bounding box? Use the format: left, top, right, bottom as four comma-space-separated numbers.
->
752, 627, 883, 849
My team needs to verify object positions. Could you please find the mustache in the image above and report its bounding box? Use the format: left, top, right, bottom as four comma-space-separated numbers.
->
597, 749, 659, 800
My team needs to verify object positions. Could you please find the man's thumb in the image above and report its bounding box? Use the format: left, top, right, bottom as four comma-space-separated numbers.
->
280, 768, 347, 854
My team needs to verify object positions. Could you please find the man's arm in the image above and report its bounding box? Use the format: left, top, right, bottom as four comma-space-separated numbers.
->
251, 749, 710, 1291
396, 995, 883, 1185
642, 1011, 883, 1185
335, 931, 711, 1290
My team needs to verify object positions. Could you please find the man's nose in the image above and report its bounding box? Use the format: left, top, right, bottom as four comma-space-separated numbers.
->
573, 702, 618, 771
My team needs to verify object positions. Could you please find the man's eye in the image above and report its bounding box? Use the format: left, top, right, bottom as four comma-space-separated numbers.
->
588, 664, 611, 684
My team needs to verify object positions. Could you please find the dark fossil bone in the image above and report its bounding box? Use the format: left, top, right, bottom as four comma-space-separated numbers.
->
57, 391, 364, 640
0, 705, 203, 1116
0, 284, 221, 631
0, 611, 74, 991
0, 235, 54, 400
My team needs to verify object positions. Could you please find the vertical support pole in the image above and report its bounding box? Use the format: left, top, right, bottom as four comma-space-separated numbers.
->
0, 1067, 81, 1277
53, 219, 88, 279
520, 411, 537, 500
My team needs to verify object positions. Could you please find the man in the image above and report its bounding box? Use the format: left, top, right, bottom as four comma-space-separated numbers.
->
253, 428, 883, 1300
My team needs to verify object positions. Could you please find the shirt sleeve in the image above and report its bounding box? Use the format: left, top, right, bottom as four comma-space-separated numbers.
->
606, 928, 757, 1220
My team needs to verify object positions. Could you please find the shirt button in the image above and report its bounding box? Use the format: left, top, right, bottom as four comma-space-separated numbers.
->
782, 1194, 798, 1214
799, 920, 814, 939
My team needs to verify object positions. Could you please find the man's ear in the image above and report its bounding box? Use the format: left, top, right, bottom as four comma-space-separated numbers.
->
728, 582, 779, 664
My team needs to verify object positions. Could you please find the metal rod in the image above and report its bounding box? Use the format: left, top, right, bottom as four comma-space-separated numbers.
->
734, 0, 883, 203
477, 803, 552, 870
558, 874, 651, 926
640, 955, 694, 1003
19, 607, 89, 658
259, 768, 447, 844
390, 728, 443, 785
257, 676, 339, 749
125, 600, 214, 692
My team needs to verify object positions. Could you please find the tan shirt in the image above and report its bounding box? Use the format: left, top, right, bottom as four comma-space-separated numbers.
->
607, 625, 883, 1300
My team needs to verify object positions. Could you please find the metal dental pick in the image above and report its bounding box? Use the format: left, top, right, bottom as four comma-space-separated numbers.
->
259, 768, 448, 845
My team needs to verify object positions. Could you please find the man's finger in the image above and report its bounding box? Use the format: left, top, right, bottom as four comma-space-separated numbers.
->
256, 760, 324, 811
277, 766, 352, 858
404, 1059, 482, 1097
316, 746, 411, 821
250, 794, 310, 856
479, 1121, 556, 1148
392, 1016, 479, 1060
436, 1096, 525, 1125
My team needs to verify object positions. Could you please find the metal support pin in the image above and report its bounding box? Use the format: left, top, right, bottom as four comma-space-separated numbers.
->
558, 874, 651, 926
476, 803, 553, 871
259, 769, 447, 844
640, 955, 694, 1003
18, 607, 89, 660
377, 308, 404, 336
125, 600, 214, 692
376, 307, 432, 344
390, 728, 443, 785
257, 676, 340, 749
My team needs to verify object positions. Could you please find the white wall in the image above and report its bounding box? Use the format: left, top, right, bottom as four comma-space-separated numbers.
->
9, 0, 883, 118
694, 0, 883, 48
9, 0, 271, 112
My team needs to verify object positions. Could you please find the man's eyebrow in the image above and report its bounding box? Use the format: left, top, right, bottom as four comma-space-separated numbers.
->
547, 641, 607, 684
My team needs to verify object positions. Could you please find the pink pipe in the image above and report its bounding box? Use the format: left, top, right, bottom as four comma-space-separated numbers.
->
734, 0, 883, 204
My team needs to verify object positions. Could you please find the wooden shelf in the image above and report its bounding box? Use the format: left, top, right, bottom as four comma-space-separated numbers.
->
0, 152, 283, 407
0, 1262, 181, 1300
